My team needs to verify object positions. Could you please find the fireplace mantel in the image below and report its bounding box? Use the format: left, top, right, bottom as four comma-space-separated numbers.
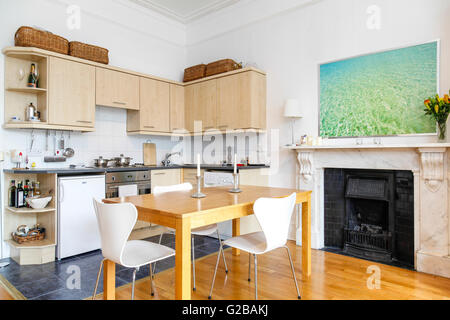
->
287, 143, 450, 151
290, 144, 450, 278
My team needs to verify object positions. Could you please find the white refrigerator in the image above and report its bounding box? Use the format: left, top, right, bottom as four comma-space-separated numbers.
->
57, 175, 105, 259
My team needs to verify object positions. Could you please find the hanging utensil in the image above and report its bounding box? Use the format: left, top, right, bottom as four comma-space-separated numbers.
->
63, 131, 75, 158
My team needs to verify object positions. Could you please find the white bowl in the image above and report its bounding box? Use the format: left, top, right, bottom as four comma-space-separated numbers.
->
26, 196, 52, 209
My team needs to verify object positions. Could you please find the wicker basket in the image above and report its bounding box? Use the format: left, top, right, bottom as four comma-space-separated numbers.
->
183, 64, 206, 82
69, 41, 109, 64
12, 229, 45, 244
15, 26, 69, 55
205, 59, 242, 77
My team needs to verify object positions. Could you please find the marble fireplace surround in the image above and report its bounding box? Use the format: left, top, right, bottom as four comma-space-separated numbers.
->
290, 144, 450, 278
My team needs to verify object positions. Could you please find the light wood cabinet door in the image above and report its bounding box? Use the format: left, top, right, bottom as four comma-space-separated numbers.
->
139, 78, 170, 132
151, 169, 181, 190
48, 57, 95, 127
217, 71, 266, 130
185, 80, 217, 132
96, 68, 139, 110
170, 84, 185, 131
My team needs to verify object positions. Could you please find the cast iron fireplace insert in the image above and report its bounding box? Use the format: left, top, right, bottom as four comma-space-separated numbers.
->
324, 169, 414, 269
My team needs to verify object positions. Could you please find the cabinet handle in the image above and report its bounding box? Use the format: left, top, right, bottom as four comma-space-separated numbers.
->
204, 126, 214, 129
144, 126, 155, 129
219, 125, 228, 128
77, 120, 93, 124
113, 101, 127, 105
153, 173, 166, 176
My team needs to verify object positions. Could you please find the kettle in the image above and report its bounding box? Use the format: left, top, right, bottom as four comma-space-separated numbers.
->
25, 103, 37, 121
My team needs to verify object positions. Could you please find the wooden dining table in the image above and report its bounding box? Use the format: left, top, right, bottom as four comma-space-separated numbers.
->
102, 185, 312, 300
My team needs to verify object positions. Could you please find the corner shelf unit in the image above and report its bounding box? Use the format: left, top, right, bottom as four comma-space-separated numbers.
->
3, 172, 57, 265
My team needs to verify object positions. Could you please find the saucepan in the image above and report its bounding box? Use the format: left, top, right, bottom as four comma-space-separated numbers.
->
114, 154, 132, 167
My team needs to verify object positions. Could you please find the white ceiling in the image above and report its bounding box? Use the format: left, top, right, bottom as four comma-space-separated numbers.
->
128, 0, 241, 24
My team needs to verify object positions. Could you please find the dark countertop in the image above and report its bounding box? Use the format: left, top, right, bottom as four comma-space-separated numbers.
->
3, 165, 270, 175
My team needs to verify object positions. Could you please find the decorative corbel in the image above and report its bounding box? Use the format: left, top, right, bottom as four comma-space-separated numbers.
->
297, 151, 314, 183
418, 148, 446, 193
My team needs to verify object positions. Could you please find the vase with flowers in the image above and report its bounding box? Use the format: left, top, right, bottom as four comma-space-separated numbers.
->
424, 92, 450, 141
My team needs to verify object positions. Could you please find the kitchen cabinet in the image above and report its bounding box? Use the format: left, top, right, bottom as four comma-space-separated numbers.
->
151, 169, 181, 190
217, 70, 266, 130
128, 78, 170, 133
170, 84, 185, 131
182, 169, 204, 186
48, 57, 95, 128
96, 68, 139, 110
185, 80, 217, 132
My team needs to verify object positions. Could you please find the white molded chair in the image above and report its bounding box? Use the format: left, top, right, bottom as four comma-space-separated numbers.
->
208, 193, 300, 300
153, 182, 228, 291
92, 199, 175, 300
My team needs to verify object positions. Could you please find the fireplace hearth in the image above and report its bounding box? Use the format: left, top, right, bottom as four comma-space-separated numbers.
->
324, 169, 414, 268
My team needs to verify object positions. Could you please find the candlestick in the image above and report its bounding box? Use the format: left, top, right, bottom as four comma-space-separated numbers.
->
191, 175, 206, 198
197, 154, 201, 177
229, 173, 242, 193
234, 154, 237, 174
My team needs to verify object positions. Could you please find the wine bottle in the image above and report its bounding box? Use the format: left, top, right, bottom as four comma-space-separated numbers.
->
8, 180, 16, 207
27, 64, 37, 88
16, 182, 24, 208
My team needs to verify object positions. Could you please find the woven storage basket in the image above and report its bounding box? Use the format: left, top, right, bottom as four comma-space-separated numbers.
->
183, 64, 206, 82
205, 59, 242, 77
15, 26, 69, 55
12, 230, 45, 244
69, 41, 109, 64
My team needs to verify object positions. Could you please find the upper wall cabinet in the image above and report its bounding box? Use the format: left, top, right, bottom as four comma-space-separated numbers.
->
96, 68, 140, 110
127, 77, 170, 134
48, 57, 95, 128
217, 70, 266, 131
185, 69, 266, 133
185, 80, 217, 132
170, 84, 185, 132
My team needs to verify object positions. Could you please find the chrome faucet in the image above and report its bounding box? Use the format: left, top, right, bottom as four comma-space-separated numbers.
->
162, 152, 182, 167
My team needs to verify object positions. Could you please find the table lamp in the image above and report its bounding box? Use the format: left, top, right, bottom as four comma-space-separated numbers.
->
284, 99, 302, 146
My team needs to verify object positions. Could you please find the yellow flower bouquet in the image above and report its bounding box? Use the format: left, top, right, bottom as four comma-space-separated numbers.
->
424, 91, 450, 141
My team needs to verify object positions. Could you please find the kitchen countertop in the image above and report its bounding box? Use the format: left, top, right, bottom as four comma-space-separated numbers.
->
3, 165, 270, 175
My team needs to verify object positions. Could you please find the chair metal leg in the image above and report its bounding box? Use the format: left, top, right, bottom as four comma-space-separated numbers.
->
217, 230, 228, 273
248, 253, 251, 282
131, 268, 138, 300
192, 236, 196, 291
152, 232, 165, 277
208, 244, 223, 300
254, 254, 258, 300
285, 245, 301, 299
149, 263, 155, 296
92, 258, 106, 300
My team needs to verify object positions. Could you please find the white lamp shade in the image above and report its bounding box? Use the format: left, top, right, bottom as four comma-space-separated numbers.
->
284, 99, 302, 118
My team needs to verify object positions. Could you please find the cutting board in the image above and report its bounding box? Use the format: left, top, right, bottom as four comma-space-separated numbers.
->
143, 142, 157, 166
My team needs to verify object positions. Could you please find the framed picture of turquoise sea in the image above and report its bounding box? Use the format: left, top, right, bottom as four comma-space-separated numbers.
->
319, 40, 439, 138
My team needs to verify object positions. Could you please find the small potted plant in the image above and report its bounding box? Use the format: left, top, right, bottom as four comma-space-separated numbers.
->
424, 92, 450, 141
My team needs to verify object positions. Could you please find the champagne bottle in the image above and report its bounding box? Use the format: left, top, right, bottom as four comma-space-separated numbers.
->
27, 63, 37, 88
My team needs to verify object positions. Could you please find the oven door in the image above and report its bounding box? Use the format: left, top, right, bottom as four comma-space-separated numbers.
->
105, 181, 151, 198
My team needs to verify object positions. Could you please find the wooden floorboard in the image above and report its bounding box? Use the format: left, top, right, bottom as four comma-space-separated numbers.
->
93, 241, 450, 300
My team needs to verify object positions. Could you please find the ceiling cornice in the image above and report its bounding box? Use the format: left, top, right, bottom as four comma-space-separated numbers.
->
128, 0, 240, 24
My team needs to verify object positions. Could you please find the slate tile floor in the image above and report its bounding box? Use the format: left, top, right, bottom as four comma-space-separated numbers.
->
0, 234, 223, 300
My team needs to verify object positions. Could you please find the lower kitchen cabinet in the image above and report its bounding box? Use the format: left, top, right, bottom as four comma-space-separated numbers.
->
182, 168, 204, 186
151, 169, 182, 190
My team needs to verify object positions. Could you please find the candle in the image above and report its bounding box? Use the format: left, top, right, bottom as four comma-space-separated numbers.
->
197, 154, 201, 177
234, 154, 237, 174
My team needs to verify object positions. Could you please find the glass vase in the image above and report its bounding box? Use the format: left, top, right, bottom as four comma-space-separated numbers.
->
437, 122, 447, 142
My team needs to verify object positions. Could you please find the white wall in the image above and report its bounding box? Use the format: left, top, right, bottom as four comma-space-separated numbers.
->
186, 0, 450, 190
